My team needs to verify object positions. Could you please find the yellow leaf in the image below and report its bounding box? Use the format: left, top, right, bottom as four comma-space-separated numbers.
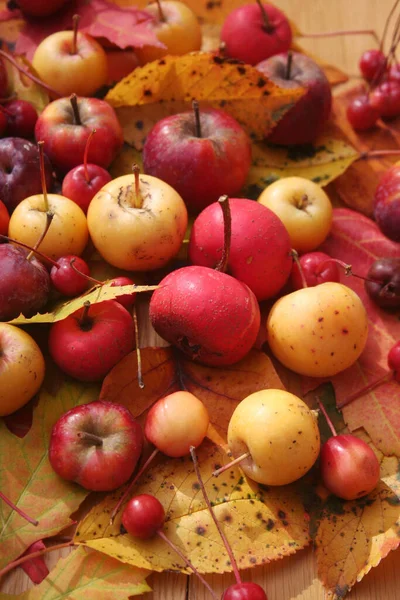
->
0, 547, 150, 599
106, 52, 305, 149
75, 441, 310, 573
8, 282, 157, 325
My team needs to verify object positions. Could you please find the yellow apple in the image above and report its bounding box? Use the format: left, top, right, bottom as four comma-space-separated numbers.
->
257, 176, 333, 253
227, 389, 320, 486
87, 172, 188, 271
135, 1, 202, 65
0, 324, 45, 416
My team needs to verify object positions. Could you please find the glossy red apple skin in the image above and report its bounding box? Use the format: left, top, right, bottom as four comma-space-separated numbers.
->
189, 198, 292, 301
0, 199, 9, 236
49, 401, 143, 491
222, 582, 268, 600
62, 164, 112, 213
257, 52, 332, 145
0, 137, 53, 213
149, 265, 260, 366
373, 165, 400, 241
142, 108, 251, 213
35, 97, 123, 173
122, 495, 165, 539
320, 434, 380, 500
48, 300, 135, 381
291, 251, 340, 290
220, 3, 292, 66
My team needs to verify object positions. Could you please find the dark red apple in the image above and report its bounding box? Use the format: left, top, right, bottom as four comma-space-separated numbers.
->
142, 107, 251, 214
35, 96, 123, 173
373, 164, 400, 241
257, 51, 332, 145
189, 198, 292, 300
364, 257, 400, 309
0, 199, 9, 237
48, 300, 135, 381
0, 137, 53, 213
49, 401, 143, 491
220, 2, 292, 66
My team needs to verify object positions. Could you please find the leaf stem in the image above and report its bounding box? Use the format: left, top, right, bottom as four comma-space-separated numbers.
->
212, 452, 250, 477
0, 491, 38, 527
359, 149, 400, 159
190, 447, 242, 586
298, 29, 380, 44
215, 195, 231, 274
0, 542, 75, 579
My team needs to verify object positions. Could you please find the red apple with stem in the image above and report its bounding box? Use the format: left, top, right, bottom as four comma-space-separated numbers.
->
48, 300, 135, 382
49, 401, 143, 491
143, 101, 251, 213
61, 129, 112, 213
50, 255, 90, 297
189, 195, 292, 301
220, 0, 291, 66
291, 251, 341, 290
35, 94, 123, 173
257, 51, 332, 145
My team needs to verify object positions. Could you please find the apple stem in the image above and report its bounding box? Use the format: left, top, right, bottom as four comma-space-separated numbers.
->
0, 542, 75, 580
290, 249, 308, 288
215, 195, 231, 274
109, 448, 159, 524
77, 431, 104, 447
132, 164, 143, 209
70, 94, 81, 126
133, 305, 144, 389
318, 258, 378, 285
0, 490, 39, 527
190, 447, 242, 586
337, 372, 393, 409
359, 149, 400, 159
156, 529, 219, 600
71, 14, 80, 55
83, 129, 96, 184
212, 452, 251, 477
285, 51, 293, 80
0, 234, 59, 267
298, 29, 380, 44
192, 99, 202, 138
155, 0, 166, 22
0, 50, 62, 98
79, 301, 91, 328
317, 398, 337, 437
69, 258, 103, 286
256, 0, 273, 33
37, 141, 50, 213
26, 212, 54, 261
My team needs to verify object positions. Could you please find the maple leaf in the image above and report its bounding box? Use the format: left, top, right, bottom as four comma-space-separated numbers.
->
106, 52, 306, 149
310, 391, 400, 599
0, 546, 150, 599
0, 378, 99, 569
99, 346, 284, 438
313, 208, 400, 457
75, 441, 311, 573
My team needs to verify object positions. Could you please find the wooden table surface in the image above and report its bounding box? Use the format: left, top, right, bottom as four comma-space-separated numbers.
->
2, 1, 400, 599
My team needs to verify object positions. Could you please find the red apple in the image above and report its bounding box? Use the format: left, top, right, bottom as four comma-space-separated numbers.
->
373, 164, 400, 241
35, 95, 123, 173
62, 164, 112, 213
48, 300, 135, 381
0, 198, 9, 236
49, 401, 143, 491
189, 198, 292, 301
142, 106, 251, 213
220, 2, 292, 66
291, 251, 340, 290
257, 51, 332, 145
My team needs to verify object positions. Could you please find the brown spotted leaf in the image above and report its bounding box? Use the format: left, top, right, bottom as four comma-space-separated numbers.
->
105, 52, 306, 149
75, 440, 311, 573
99, 346, 284, 438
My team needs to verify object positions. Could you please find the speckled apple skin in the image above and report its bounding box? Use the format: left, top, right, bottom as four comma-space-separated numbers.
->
149, 266, 261, 366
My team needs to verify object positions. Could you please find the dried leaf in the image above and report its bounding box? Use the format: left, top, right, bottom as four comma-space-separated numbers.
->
244, 125, 358, 198
0, 378, 99, 569
0, 547, 150, 599
106, 52, 305, 149
311, 393, 400, 600
75, 441, 310, 573
8, 282, 156, 325
19, 541, 49, 585
332, 84, 400, 215
315, 208, 400, 457
100, 347, 284, 437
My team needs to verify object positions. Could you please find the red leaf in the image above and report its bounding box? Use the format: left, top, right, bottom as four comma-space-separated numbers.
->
306, 208, 400, 456
15, 0, 161, 60
20, 540, 49, 584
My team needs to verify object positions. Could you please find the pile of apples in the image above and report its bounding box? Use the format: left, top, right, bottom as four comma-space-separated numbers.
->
0, 0, 400, 597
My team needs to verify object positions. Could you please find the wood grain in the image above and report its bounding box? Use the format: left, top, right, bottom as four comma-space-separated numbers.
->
2, 1, 400, 599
